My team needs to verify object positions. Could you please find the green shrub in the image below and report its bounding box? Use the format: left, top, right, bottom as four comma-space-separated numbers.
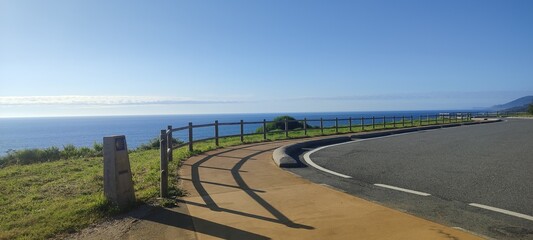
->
42, 146, 61, 161
0, 146, 62, 166
136, 137, 183, 151
93, 142, 103, 154
62, 144, 78, 159
256, 115, 311, 133
0, 137, 181, 167
16, 149, 41, 165
0, 144, 103, 167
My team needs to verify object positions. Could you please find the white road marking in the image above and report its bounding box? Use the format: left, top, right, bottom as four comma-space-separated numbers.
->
469, 203, 533, 221
302, 130, 425, 179
303, 143, 353, 178
302, 125, 472, 180
374, 184, 431, 196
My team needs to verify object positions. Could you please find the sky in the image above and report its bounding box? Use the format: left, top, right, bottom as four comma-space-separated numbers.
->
1, 0, 532, 117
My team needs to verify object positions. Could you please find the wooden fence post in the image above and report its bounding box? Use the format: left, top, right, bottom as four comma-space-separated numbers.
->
284, 118, 289, 137
349, 117, 352, 132
383, 116, 386, 129
402, 116, 405, 127
372, 116, 375, 129
335, 118, 338, 133
320, 118, 324, 134
304, 118, 307, 136
167, 126, 173, 162
160, 130, 168, 198
188, 122, 193, 152
263, 119, 267, 140
361, 117, 365, 131
393, 116, 396, 128
240, 120, 244, 142
215, 120, 219, 146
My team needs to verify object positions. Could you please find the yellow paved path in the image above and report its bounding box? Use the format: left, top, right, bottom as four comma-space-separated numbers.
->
161, 139, 484, 240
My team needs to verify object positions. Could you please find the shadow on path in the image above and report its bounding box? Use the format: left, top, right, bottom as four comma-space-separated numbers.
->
142, 207, 270, 240
188, 144, 314, 230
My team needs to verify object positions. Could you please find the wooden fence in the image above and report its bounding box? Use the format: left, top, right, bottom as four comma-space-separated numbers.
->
157, 112, 481, 197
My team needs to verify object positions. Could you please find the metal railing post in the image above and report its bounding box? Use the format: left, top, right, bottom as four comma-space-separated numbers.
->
167, 125, 173, 162
335, 118, 338, 133
383, 116, 386, 129
410, 116, 413, 126
372, 116, 375, 129
160, 130, 168, 198
393, 116, 396, 128
215, 120, 219, 146
188, 122, 193, 152
361, 117, 365, 131
349, 117, 352, 132
402, 116, 405, 127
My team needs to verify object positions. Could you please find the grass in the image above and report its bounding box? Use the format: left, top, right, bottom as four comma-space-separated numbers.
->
0, 149, 175, 240
0, 117, 468, 239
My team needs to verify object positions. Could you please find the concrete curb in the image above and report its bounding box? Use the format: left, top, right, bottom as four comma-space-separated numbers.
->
272, 119, 501, 167
272, 136, 351, 167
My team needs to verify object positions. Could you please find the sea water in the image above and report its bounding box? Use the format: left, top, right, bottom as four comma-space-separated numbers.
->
0, 110, 467, 154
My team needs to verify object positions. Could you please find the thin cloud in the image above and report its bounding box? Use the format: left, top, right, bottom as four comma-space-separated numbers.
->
0, 96, 241, 105
286, 91, 531, 102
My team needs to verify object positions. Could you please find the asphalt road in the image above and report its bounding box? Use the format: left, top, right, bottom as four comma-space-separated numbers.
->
288, 119, 533, 239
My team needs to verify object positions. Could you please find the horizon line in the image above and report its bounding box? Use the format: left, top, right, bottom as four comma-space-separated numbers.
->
0, 108, 482, 119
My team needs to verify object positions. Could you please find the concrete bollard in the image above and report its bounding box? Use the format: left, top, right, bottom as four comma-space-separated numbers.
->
103, 135, 136, 209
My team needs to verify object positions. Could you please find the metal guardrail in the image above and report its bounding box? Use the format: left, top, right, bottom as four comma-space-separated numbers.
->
157, 112, 482, 197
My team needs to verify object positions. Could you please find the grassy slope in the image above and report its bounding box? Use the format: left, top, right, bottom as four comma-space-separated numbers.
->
0, 149, 173, 239
0, 118, 462, 239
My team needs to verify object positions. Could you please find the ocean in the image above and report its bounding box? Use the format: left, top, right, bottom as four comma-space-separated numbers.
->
0, 110, 467, 155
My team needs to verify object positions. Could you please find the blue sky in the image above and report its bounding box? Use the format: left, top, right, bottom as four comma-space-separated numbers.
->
1, 0, 532, 117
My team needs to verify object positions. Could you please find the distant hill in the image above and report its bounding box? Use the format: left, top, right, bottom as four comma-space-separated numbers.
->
490, 96, 533, 112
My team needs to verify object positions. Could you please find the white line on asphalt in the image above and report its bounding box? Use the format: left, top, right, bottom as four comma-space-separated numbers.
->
469, 203, 533, 221
374, 184, 431, 196
302, 131, 425, 179
302, 126, 475, 180
303, 143, 353, 178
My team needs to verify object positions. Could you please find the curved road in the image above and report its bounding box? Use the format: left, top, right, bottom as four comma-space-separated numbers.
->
290, 119, 533, 239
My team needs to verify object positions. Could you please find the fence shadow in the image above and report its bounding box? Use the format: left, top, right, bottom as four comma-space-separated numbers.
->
187, 144, 314, 230
141, 206, 270, 240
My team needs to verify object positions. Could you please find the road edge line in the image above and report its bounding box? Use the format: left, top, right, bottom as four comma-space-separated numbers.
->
469, 203, 533, 221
